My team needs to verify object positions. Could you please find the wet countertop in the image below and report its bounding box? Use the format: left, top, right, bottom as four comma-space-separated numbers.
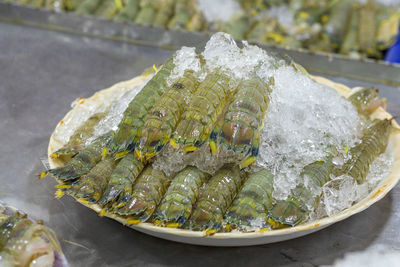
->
1, 22, 400, 266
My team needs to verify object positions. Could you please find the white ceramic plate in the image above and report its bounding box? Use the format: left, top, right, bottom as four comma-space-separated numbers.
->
47, 75, 400, 246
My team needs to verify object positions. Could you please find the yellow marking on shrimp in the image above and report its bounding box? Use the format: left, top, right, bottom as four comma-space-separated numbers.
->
170, 139, 178, 149
240, 157, 255, 169
134, 149, 143, 160
153, 220, 163, 226
343, 146, 349, 153
204, 229, 217, 236
59, 120, 64, 125
166, 222, 180, 228
55, 190, 64, 199
145, 152, 156, 160
99, 209, 106, 217
78, 98, 86, 104
115, 150, 129, 159
55, 184, 72, 189
114, 0, 123, 9
126, 219, 141, 225
209, 140, 218, 155
153, 64, 158, 73
266, 33, 284, 44
114, 202, 126, 209
267, 218, 285, 229
102, 147, 109, 159
79, 198, 90, 204
50, 153, 59, 159
39, 172, 48, 179
258, 227, 270, 233
299, 12, 309, 20
184, 146, 198, 152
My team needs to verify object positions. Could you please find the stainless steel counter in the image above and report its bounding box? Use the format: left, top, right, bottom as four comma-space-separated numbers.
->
1, 22, 399, 267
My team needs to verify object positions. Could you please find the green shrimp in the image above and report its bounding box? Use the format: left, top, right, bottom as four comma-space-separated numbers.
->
340, 3, 360, 56
224, 169, 274, 230
64, 156, 117, 202
114, 0, 140, 22
136, 70, 200, 160
154, 166, 209, 227
358, 0, 380, 58
98, 152, 144, 207
187, 165, 242, 233
107, 56, 174, 153
322, 0, 352, 50
187, 11, 205, 31
153, 0, 175, 27
134, 0, 159, 26
64, 0, 81, 10
341, 118, 392, 184
29, 0, 45, 8
51, 112, 106, 160
210, 76, 272, 168
75, 0, 102, 15
93, 0, 119, 19
167, 0, 193, 30
115, 166, 171, 223
268, 156, 335, 228
171, 72, 232, 152
348, 87, 387, 116
47, 132, 112, 180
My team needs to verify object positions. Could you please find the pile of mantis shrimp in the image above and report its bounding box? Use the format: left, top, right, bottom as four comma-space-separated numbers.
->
42, 52, 395, 235
4, 0, 400, 60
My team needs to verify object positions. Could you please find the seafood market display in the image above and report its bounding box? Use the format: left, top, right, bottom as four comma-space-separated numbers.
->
4, 0, 400, 60
0, 204, 68, 266
44, 32, 398, 236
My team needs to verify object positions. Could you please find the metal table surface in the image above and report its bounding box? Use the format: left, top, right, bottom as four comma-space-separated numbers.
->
1, 22, 400, 267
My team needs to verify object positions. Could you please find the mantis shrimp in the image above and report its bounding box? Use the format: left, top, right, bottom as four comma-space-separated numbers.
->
115, 166, 171, 223
341, 118, 393, 184
171, 72, 232, 152
224, 169, 274, 230
348, 87, 387, 116
75, 0, 102, 15
47, 131, 113, 180
136, 70, 200, 160
107, 55, 174, 153
187, 164, 242, 234
114, 0, 140, 22
134, 0, 159, 26
98, 152, 144, 208
268, 155, 336, 228
210, 76, 272, 168
93, 0, 119, 19
153, 0, 175, 27
154, 166, 209, 227
51, 112, 106, 160
62, 156, 118, 202
167, 0, 193, 30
